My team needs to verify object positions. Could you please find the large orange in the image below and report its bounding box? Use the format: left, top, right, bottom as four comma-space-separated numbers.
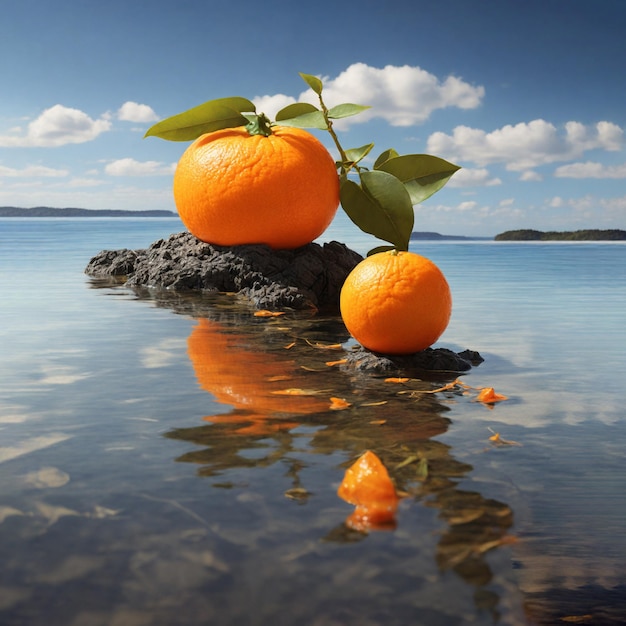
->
173, 125, 340, 249
340, 250, 452, 355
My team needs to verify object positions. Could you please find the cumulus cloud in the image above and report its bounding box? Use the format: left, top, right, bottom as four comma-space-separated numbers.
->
554, 161, 626, 178
0, 105, 111, 147
519, 170, 543, 182
253, 94, 298, 117
457, 200, 478, 212
253, 63, 484, 126
0, 164, 69, 177
448, 167, 501, 187
104, 158, 176, 176
117, 101, 159, 123
427, 120, 624, 170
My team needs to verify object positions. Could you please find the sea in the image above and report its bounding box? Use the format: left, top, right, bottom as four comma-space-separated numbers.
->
1, 213, 625, 625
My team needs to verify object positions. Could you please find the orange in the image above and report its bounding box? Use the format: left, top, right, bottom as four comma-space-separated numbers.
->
338, 450, 399, 530
173, 125, 340, 249
340, 250, 452, 355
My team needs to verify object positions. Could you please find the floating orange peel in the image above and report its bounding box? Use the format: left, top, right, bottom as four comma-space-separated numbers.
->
253, 310, 285, 317
325, 358, 347, 367
476, 387, 508, 404
338, 450, 399, 531
329, 397, 352, 410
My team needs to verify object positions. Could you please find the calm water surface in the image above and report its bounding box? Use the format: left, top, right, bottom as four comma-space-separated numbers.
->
1, 215, 625, 625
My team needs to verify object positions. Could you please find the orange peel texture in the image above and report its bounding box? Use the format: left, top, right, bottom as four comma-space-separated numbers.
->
173, 126, 339, 249
340, 251, 452, 355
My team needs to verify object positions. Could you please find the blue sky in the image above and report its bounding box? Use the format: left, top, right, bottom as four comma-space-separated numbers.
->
1, 0, 625, 236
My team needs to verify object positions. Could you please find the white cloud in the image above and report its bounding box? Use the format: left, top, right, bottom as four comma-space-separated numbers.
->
457, 200, 478, 212
0, 105, 111, 147
117, 101, 159, 123
448, 167, 501, 187
253, 94, 297, 118
66, 177, 105, 188
0, 164, 69, 177
104, 158, 176, 177
254, 63, 484, 126
554, 161, 626, 178
550, 193, 626, 216
427, 120, 624, 171
520, 170, 543, 182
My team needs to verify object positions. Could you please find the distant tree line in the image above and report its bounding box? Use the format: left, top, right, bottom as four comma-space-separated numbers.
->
495, 229, 626, 241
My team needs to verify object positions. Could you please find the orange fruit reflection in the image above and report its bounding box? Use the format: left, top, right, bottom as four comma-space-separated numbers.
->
187, 319, 328, 435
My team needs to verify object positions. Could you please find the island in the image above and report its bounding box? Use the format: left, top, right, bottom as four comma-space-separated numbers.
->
410, 231, 489, 241
0, 206, 178, 218
495, 229, 626, 241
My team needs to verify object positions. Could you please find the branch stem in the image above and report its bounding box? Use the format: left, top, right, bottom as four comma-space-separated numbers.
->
317, 94, 356, 176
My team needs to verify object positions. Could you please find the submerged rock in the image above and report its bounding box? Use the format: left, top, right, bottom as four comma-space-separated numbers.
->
85, 231, 363, 312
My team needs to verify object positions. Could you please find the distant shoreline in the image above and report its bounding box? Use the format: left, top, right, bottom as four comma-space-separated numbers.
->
0, 207, 178, 218
410, 231, 491, 241
495, 228, 626, 241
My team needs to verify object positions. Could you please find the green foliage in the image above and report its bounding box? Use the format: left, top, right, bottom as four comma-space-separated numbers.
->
341, 170, 414, 252
144, 97, 255, 141
376, 154, 460, 205
144, 72, 461, 252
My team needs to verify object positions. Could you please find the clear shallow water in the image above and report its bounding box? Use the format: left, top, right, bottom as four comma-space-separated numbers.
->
1, 215, 626, 625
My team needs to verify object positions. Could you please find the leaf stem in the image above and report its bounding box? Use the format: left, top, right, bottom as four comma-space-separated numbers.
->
316, 93, 353, 176
245, 112, 273, 137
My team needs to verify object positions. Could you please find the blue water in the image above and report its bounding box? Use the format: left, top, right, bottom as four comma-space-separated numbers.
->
1, 215, 625, 625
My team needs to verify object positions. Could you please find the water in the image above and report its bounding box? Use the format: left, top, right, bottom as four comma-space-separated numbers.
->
1, 215, 625, 625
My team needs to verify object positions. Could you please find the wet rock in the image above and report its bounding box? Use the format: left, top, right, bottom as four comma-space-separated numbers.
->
343, 346, 483, 374
85, 231, 363, 312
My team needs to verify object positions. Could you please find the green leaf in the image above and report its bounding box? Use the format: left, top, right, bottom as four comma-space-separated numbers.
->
376, 154, 461, 205
373, 148, 400, 169
299, 72, 323, 95
327, 103, 371, 119
274, 110, 328, 130
144, 97, 256, 141
275, 102, 319, 121
343, 143, 375, 166
367, 245, 396, 256
339, 170, 414, 251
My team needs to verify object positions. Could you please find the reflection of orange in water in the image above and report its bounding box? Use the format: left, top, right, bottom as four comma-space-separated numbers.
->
187, 319, 328, 434
338, 450, 399, 531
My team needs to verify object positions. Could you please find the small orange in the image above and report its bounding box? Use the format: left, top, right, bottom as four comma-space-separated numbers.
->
173, 125, 340, 249
340, 250, 452, 355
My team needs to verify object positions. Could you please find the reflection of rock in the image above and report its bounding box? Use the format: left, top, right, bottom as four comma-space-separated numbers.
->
85, 231, 362, 312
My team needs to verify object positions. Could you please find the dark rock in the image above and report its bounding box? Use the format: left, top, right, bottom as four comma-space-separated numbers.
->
343, 346, 481, 374
85, 231, 363, 312
85, 231, 483, 372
